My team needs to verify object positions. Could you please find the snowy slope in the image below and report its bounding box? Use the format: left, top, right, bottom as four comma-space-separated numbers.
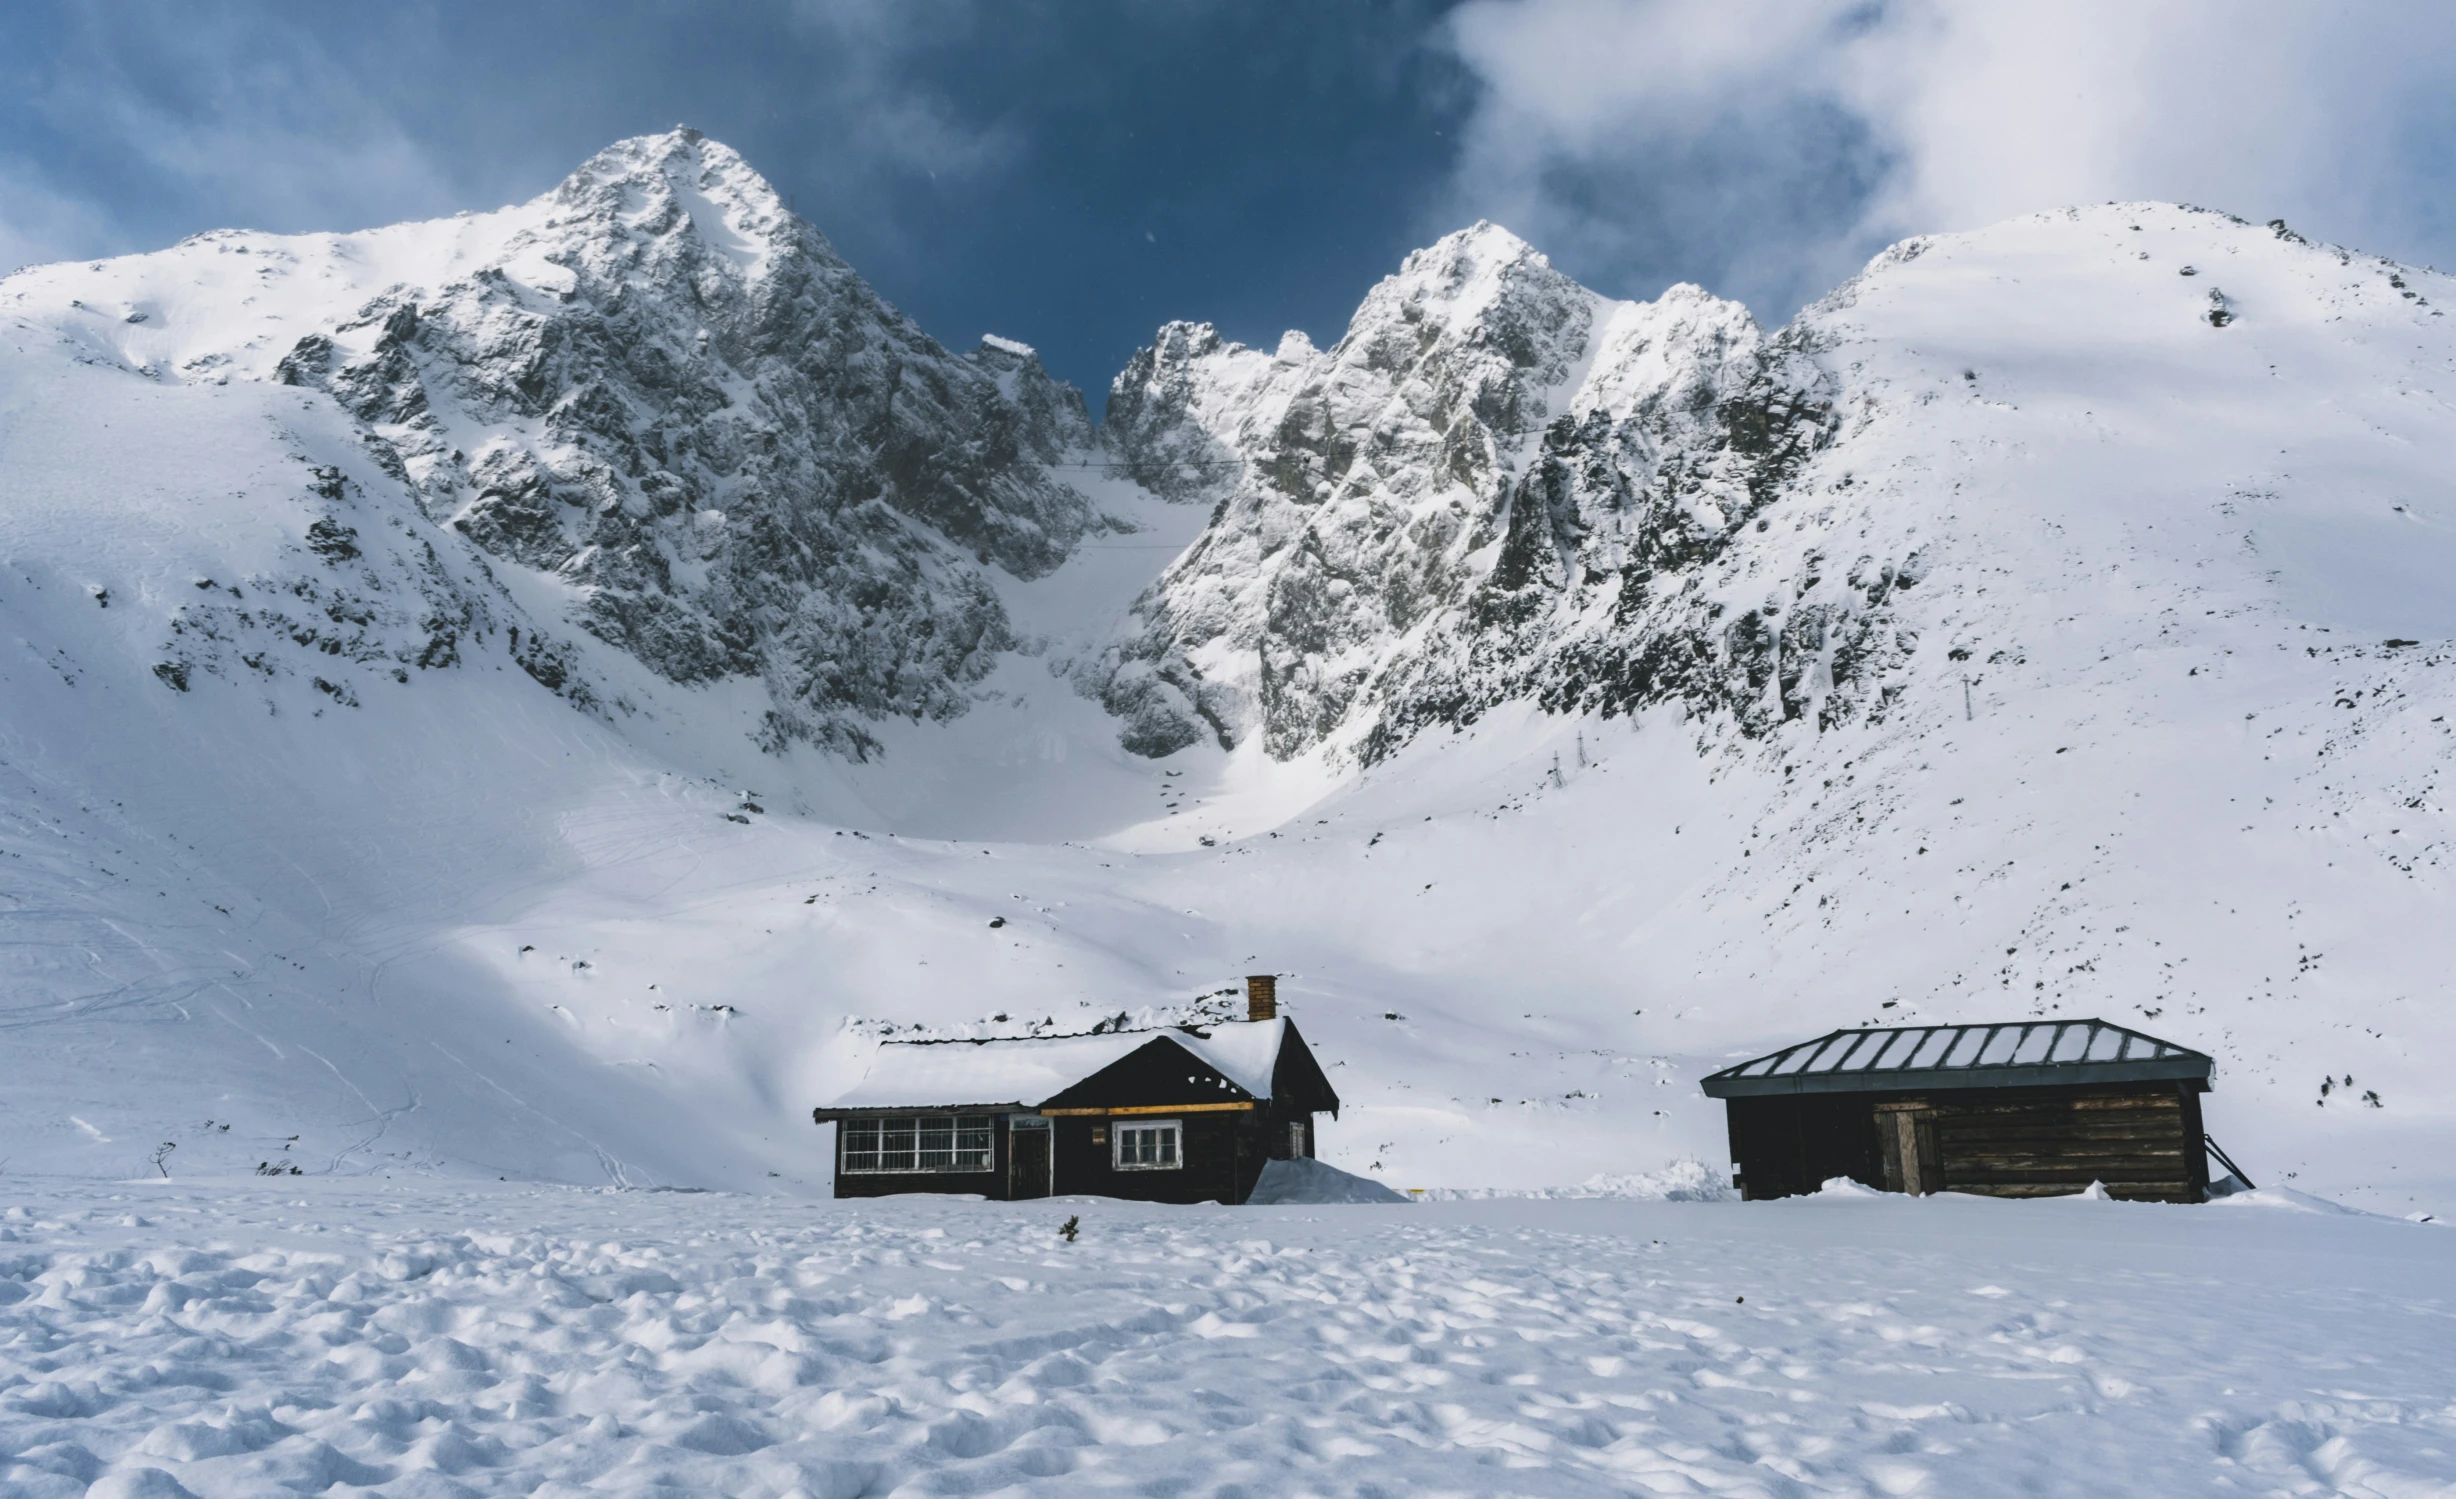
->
1, 135, 2454, 1219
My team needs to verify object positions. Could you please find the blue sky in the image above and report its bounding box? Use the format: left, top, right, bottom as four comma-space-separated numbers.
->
9, 1, 2456, 404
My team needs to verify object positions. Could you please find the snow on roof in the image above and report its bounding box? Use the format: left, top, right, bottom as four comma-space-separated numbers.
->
819, 1018, 1289, 1112
1183, 1018, 1285, 1100
1701, 1019, 2213, 1098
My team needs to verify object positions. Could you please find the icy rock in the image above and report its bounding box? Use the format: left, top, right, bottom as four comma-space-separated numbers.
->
1091, 223, 1866, 762
306, 131, 1097, 749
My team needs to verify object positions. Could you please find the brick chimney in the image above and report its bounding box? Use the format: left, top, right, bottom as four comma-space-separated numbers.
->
1245, 974, 1278, 1022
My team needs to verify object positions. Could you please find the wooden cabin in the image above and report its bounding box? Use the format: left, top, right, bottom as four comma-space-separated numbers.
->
809, 977, 1341, 1205
1701, 1019, 2216, 1203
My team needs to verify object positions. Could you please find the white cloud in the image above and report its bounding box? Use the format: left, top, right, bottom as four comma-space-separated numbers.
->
0, 1, 1016, 270
1841, 3, 2456, 248
0, 160, 118, 275
1440, 0, 2456, 311
786, 0, 1019, 180
0, 11, 466, 264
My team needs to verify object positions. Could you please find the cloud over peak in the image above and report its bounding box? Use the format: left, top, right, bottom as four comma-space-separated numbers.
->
1439, 0, 2456, 316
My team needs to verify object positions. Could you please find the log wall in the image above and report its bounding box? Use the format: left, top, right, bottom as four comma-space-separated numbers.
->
1926, 1084, 2206, 1202
1725, 1081, 2208, 1203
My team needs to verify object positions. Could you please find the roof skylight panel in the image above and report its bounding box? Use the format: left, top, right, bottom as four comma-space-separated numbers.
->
1943, 1028, 1991, 1067
1907, 1029, 1956, 1068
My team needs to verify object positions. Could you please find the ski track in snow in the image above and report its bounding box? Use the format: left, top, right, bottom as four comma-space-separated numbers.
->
1, 1181, 2451, 1498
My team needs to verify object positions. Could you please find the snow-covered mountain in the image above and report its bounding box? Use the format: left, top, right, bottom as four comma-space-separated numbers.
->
3, 134, 2453, 1215
1097, 221, 1838, 762
11, 128, 1101, 757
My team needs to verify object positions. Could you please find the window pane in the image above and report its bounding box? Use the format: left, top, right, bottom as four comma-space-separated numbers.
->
881, 1118, 917, 1171
918, 1118, 955, 1169
843, 1119, 881, 1173
957, 1117, 992, 1169
1114, 1122, 1181, 1169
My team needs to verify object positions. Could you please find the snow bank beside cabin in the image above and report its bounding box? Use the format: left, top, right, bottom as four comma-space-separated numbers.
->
1245, 1156, 1408, 1204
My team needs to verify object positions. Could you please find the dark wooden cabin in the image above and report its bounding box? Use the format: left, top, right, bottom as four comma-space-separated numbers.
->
1701, 1019, 2215, 1203
810, 977, 1341, 1205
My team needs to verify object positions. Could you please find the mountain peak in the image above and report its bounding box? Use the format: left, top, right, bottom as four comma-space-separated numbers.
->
546, 128, 809, 274
1347, 220, 1588, 363
561, 126, 759, 193
1428, 218, 1542, 260
1388, 220, 1554, 294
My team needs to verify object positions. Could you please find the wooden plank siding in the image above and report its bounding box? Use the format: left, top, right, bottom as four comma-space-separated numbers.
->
1729, 1082, 2209, 1203
831, 1115, 1011, 1202
816, 1020, 1339, 1204
1925, 1085, 2206, 1202
826, 1109, 1300, 1205
1050, 1109, 1267, 1206
827, 1102, 1317, 1206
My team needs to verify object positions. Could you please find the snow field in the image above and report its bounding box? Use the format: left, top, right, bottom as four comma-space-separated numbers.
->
2, 1181, 2451, 1498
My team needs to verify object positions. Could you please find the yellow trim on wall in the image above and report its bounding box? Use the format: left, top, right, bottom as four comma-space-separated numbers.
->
1038, 1101, 1255, 1117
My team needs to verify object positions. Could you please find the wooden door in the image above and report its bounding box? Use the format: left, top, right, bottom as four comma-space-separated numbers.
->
1009, 1126, 1052, 1200
1876, 1101, 1939, 1195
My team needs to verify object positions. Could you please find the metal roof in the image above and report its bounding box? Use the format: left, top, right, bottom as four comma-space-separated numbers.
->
1699, 1019, 2212, 1098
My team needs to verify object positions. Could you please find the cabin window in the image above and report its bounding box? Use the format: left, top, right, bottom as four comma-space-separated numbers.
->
1112, 1120, 1181, 1170
840, 1115, 993, 1173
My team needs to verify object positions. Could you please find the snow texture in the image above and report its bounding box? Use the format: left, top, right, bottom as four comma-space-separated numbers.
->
1, 1181, 2450, 1497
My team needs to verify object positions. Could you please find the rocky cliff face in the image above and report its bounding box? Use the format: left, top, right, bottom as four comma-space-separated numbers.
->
0, 134, 1987, 772
257, 130, 1097, 755
1092, 223, 1920, 764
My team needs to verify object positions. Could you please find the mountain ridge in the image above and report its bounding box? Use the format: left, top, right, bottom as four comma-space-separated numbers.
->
17, 127, 1110, 759
2, 135, 2453, 1215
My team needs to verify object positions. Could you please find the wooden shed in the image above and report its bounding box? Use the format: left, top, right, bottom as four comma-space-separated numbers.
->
809, 980, 1340, 1205
1701, 1019, 2216, 1202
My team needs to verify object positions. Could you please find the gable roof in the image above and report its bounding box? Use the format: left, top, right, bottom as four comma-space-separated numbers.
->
814, 1018, 1338, 1116
1700, 1019, 2212, 1098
